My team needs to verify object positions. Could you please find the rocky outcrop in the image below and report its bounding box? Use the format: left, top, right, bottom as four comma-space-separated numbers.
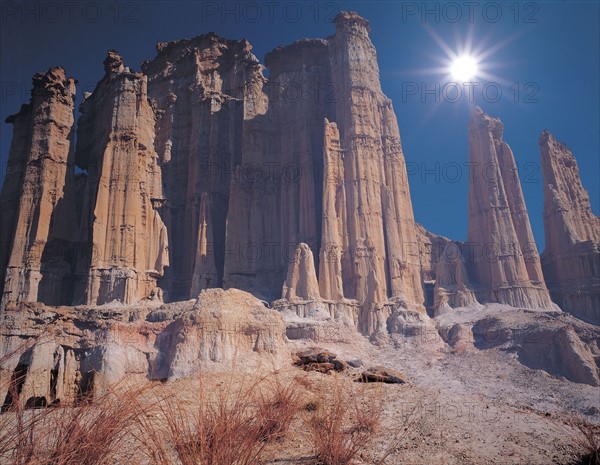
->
436, 305, 600, 386
276, 242, 359, 341
318, 119, 347, 302
221, 38, 333, 300
0, 289, 287, 406
466, 107, 554, 309
282, 243, 320, 301
75, 51, 169, 306
3, 14, 586, 340
539, 131, 600, 324
359, 366, 408, 384
293, 348, 349, 373
433, 242, 481, 316
0, 68, 77, 307
191, 192, 218, 297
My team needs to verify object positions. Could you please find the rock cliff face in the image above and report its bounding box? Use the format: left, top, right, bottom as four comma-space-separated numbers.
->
540, 131, 600, 324
2, 13, 597, 338
466, 107, 554, 309
433, 242, 481, 316
141, 35, 260, 301
75, 51, 169, 305
282, 243, 321, 301
0, 68, 77, 307
140, 12, 423, 333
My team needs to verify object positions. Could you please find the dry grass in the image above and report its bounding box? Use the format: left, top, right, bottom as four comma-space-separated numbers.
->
304, 380, 383, 465
134, 373, 306, 465
0, 383, 146, 465
0, 360, 387, 465
255, 376, 304, 441
564, 418, 600, 465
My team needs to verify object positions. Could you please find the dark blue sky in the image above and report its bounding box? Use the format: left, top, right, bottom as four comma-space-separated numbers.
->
1, 1, 598, 251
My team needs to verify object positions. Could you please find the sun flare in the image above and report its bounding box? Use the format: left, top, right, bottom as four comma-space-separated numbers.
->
450, 55, 478, 82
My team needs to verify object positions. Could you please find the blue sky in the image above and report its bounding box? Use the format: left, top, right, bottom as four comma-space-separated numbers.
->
1, 0, 598, 251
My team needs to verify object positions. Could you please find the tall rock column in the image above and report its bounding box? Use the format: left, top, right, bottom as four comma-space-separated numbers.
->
75, 51, 168, 305
327, 12, 424, 333
466, 107, 553, 308
318, 119, 347, 301
540, 130, 600, 324
0, 68, 76, 307
191, 192, 218, 296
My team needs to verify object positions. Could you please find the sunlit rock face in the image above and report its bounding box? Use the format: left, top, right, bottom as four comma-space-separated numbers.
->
0, 289, 287, 406
139, 11, 426, 334
465, 107, 554, 310
0, 67, 77, 307
75, 51, 169, 306
539, 131, 600, 324
5, 11, 597, 336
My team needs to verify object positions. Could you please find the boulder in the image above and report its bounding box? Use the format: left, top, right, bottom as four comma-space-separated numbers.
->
359, 366, 408, 384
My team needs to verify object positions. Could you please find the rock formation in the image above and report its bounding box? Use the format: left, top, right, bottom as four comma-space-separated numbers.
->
1, 12, 600, 405
4, 13, 595, 343
326, 12, 425, 333
466, 107, 554, 309
0, 289, 287, 406
141, 12, 424, 333
141, 35, 260, 301
191, 192, 218, 297
433, 242, 481, 315
282, 243, 321, 301
75, 51, 169, 305
436, 306, 600, 386
540, 131, 600, 324
318, 120, 347, 302
0, 67, 77, 307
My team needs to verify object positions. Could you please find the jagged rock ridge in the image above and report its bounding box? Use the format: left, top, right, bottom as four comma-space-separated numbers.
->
0, 12, 427, 336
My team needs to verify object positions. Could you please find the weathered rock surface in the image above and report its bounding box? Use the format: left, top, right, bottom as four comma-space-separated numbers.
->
539, 131, 600, 324
326, 12, 425, 334
466, 107, 554, 309
142, 35, 261, 301
436, 304, 600, 386
293, 347, 348, 373
282, 243, 321, 301
1, 12, 592, 351
0, 289, 287, 407
75, 51, 169, 305
0, 13, 436, 334
359, 365, 408, 384
0, 68, 77, 307
433, 242, 481, 316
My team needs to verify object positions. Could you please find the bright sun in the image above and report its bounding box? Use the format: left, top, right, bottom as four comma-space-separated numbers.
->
450, 55, 478, 81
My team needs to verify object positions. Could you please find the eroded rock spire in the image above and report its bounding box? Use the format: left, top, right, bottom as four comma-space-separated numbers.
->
466, 106, 553, 309
0, 67, 77, 306
540, 130, 600, 324
75, 51, 169, 305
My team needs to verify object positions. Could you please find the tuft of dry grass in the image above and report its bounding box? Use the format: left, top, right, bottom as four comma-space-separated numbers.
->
255, 377, 303, 441
1, 382, 147, 465
135, 374, 305, 465
565, 418, 600, 465
304, 381, 383, 465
